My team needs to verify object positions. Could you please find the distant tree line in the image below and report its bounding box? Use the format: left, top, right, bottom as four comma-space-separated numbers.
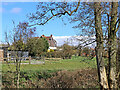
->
46, 44, 95, 59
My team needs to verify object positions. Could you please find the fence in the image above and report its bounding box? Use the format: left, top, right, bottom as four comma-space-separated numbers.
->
1, 56, 45, 65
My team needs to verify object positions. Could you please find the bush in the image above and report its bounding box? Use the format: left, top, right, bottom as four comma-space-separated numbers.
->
46, 51, 62, 58
61, 44, 74, 59
50, 49, 54, 52
43, 69, 99, 88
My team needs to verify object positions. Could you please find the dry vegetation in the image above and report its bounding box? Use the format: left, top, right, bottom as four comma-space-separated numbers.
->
2, 68, 99, 88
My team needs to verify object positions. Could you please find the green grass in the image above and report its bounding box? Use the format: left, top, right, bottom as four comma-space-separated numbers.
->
2, 56, 98, 88
2, 56, 97, 73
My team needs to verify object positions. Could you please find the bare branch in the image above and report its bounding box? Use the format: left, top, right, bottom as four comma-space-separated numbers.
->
82, 40, 96, 47
115, 19, 120, 32
29, 1, 80, 27
61, 1, 80, 16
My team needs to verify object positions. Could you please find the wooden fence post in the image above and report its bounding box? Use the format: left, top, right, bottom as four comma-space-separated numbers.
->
29, 56, 31, 64
0, 49, 3, 61
43, 55, 45, 65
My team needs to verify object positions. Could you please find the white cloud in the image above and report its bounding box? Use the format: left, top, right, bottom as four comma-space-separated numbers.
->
53, 36, 96, 48
10, 8, 22, 13
53, 36, 71, 39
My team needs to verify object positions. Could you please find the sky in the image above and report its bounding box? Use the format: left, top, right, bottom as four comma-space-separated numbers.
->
1, 1, 120, 46
1, 2, 78, 44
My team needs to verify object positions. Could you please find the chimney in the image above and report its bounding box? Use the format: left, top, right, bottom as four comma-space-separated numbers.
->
50, 34, 52, 37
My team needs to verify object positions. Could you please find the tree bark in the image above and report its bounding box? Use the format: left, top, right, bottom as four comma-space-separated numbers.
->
16, 52, 20, 88
16, 58, 19, 88
117, 2, 120, 87
108, 2, 118, 89
117, 26, 120, 88
116, 1, 120, 88
94, 2, 109, 89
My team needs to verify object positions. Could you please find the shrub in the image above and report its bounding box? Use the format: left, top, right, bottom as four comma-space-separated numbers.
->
43, 69, 99, 88
61, 44, 74, 59
50, 49, 54, 52
46, 51, 62, 58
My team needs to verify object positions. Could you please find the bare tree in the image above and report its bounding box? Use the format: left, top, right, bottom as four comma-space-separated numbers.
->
94, 2, 108, 89
5, 21, 36, 88
108, 2, 119, 88
117, 1, 120, 87
27, 1, 119, 89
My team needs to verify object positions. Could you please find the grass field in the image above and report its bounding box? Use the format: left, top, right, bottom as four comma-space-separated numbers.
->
2, 56, 120, 88
2, 56, 97, 73
2, 56, 99, 88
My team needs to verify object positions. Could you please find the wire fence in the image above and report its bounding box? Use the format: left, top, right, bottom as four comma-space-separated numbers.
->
1, 56, 46, 65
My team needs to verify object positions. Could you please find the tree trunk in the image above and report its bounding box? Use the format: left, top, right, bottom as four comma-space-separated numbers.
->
16, 52, 20, 88
108, 2, 118, 89
16, 58, 19, 88
117, 26, 120, 88
117, 2, 120, 87
94, 2, 109, 89
29, 56, 31, 64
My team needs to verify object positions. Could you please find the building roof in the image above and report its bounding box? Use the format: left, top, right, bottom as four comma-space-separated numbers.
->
41, 34, 57, 48
41, 34, 53, 40
34, 34, 57, 48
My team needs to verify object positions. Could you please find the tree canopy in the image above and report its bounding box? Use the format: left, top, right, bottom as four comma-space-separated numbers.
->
26, 37, 49, 56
